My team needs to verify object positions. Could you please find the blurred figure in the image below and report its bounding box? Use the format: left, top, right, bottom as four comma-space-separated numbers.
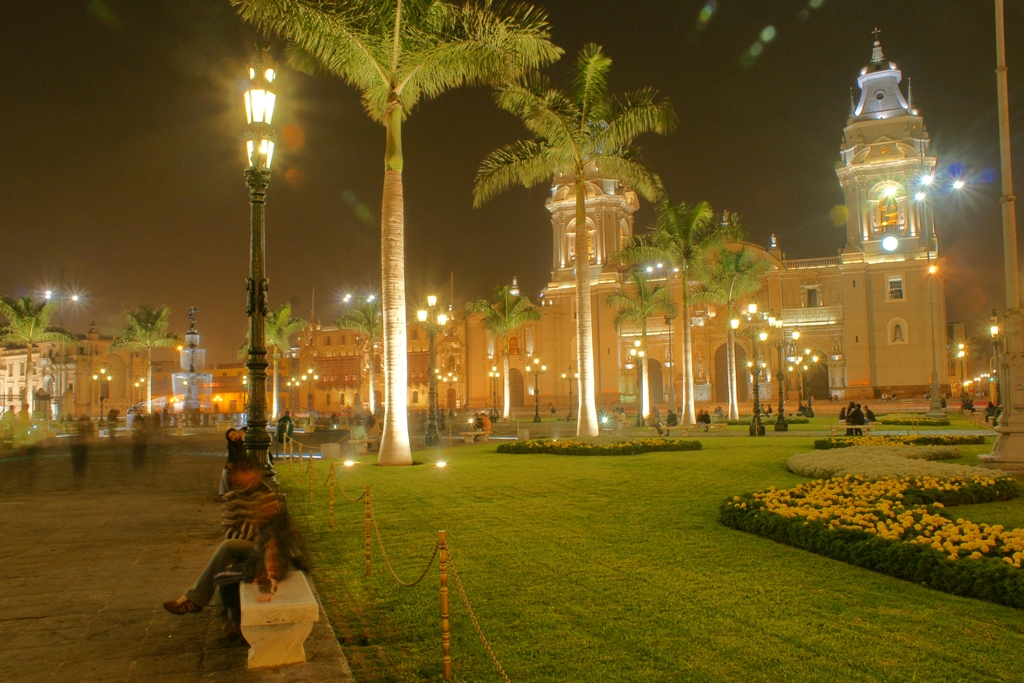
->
131, 414, 149, 470
216, 428, 247, 501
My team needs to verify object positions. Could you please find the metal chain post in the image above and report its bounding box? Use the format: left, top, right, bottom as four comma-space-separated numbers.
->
439, 530, 452, 681
328, 464, 335, 528
365, 485, 372, 576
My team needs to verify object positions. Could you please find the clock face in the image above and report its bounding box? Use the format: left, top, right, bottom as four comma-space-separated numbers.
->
881, 235, 899, 252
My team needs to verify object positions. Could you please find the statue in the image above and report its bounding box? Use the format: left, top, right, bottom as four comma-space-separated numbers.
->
893, 324, 904, 342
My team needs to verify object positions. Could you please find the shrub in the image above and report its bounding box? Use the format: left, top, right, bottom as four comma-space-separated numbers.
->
814, 435, 986, 450
721, 474, 1024, 608
786, 446, 980, 481
496, 439, 702, 456
876, 417, 954, 428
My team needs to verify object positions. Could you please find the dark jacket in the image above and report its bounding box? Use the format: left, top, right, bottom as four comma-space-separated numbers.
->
849, 408, 866, 426
227, 439, 247, 465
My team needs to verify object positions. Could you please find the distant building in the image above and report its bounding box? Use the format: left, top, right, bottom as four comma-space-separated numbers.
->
296, 38, 951, 416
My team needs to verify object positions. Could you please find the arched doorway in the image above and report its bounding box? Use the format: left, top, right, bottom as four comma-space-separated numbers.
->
808, 358, 830, 400
647, 358, 664, 407
508, 368, 525, 408
714, 343, 747, 404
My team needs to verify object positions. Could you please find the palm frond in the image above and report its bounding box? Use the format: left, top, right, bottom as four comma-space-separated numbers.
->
473, 139, 559, 206
573, 43, 611, 122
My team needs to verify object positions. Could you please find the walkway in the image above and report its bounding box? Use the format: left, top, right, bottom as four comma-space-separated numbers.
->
0, 438, 354, 683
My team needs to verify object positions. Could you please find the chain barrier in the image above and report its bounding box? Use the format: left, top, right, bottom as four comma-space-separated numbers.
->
450, 554, 512, 683
287, 466, 511, 681
370, 502, 441, 588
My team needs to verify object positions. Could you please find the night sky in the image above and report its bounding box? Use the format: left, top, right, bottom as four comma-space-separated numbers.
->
2, 0, 1022, 362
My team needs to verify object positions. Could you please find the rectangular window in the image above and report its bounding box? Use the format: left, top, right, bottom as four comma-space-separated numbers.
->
806, 288, 819, 307
325, 337, 331, 346
887, 277, 904, 301
326, 393, 331, 406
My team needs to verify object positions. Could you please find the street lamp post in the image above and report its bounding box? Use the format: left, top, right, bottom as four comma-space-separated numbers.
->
530, 358, 546, 423
665, 314, 676, 413
301, 368, 319, 415
442, 371, 459, 419
767, 314, 788, 432
488, 366, 500, 421
241, 45, 277, 466
561, 368, 578, 421
417, 297, 445, 447
991, 314, 1002, 410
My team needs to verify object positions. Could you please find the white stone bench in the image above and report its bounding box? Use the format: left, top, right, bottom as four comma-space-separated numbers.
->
240, 570, 319, 669
830, 423, 877, 436
351, 438, 376, 454
461, 431, 489, 444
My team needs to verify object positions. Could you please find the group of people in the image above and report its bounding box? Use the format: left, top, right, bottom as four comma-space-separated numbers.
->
470, 411, 493, 440
839, 401, 876, 435
164, 431, 310, 639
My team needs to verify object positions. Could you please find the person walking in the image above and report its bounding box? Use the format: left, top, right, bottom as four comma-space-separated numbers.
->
850, 403, 866, 436
275, 411, 293, 461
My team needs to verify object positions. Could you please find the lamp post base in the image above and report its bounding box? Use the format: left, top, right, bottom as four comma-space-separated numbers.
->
774, 414, 788, 432
749, 415, 765, 437
980, 309, 1024, 473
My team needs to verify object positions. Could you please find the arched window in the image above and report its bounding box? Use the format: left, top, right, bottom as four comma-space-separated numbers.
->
412, 390, 419, 404
869, 181, 907, 236
508, 336, 520, 355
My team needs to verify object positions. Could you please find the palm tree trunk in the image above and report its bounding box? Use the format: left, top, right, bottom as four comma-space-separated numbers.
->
727, 327, 739, 420
368, 347, 376, 413
271, 349, 279, 420
25, 344, 34, 414
574, 178, 599, 437
377, 101, 412, 466
502, 347, 511, 420
147, 347, 153, 414
681, 290, 696, 425
640, 326, 650, 420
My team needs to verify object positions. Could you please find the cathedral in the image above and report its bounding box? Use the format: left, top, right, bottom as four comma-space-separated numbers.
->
295, 38, 950, 417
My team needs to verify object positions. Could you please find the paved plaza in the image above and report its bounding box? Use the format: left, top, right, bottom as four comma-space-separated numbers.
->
0, 438, 354, 683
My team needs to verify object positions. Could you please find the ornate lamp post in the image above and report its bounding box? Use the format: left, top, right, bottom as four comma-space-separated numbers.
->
417, 297, 445, 446
442, 371, 459, 419
561, 368, 578, 421
242, 376, 249, 412
665, 314, 676, 413
991, 314, 1002, 410
488, 366, 500, 421
737, 303, 768, 436
530, 357, 546, 423
766, 314, 788, 432
301, 368, 319, 415
241, 45, 277, 465
957, 343, 968, 398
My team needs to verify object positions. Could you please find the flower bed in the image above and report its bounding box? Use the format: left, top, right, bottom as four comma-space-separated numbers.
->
786, 446, 980, 481
814, 435, 986, 450
721, 474, 1024, 607
496, 438, 702, 456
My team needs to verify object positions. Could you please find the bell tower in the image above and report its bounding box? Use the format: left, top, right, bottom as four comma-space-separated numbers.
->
836, 35, 936, 262
546, 164, 639, 283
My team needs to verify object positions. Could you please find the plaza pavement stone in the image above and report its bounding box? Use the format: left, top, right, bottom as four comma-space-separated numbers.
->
0, 437, 354, 683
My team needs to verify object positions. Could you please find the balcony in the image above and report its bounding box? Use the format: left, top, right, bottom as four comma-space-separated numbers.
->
783, 256, 842, 270
781, 305, 843, 327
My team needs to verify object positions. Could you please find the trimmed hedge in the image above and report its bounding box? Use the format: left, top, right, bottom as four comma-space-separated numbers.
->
814, 435, 986, 450
880, 417, 950, 428
496, 438, 702, 456
721, 475, 1024, 608
726, 417, 809, 425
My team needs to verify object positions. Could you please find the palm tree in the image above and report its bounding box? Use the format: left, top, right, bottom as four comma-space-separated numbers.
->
606, 270, 676, 420
0, 296, 75, 414
466, 284, 542, 419
335, 300, 383, 415
617, 201, 740, 425
109, 306, 179, 414
692, 247, 771, 420
240, 304, 306, 419
233, 0, 561, 466
474, 44, 676, 437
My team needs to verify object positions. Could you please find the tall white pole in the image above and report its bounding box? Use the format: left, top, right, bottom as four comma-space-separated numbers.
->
986, 0, 1024, 470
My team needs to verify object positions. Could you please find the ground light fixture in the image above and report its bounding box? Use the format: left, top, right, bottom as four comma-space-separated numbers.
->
343, 460, 355, 467
436, 461, 447, 468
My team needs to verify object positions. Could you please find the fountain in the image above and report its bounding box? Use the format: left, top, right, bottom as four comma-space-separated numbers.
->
171, 307, 212, 425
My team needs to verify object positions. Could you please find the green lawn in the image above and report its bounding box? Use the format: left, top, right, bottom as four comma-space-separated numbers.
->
280, 438, 1024, 683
